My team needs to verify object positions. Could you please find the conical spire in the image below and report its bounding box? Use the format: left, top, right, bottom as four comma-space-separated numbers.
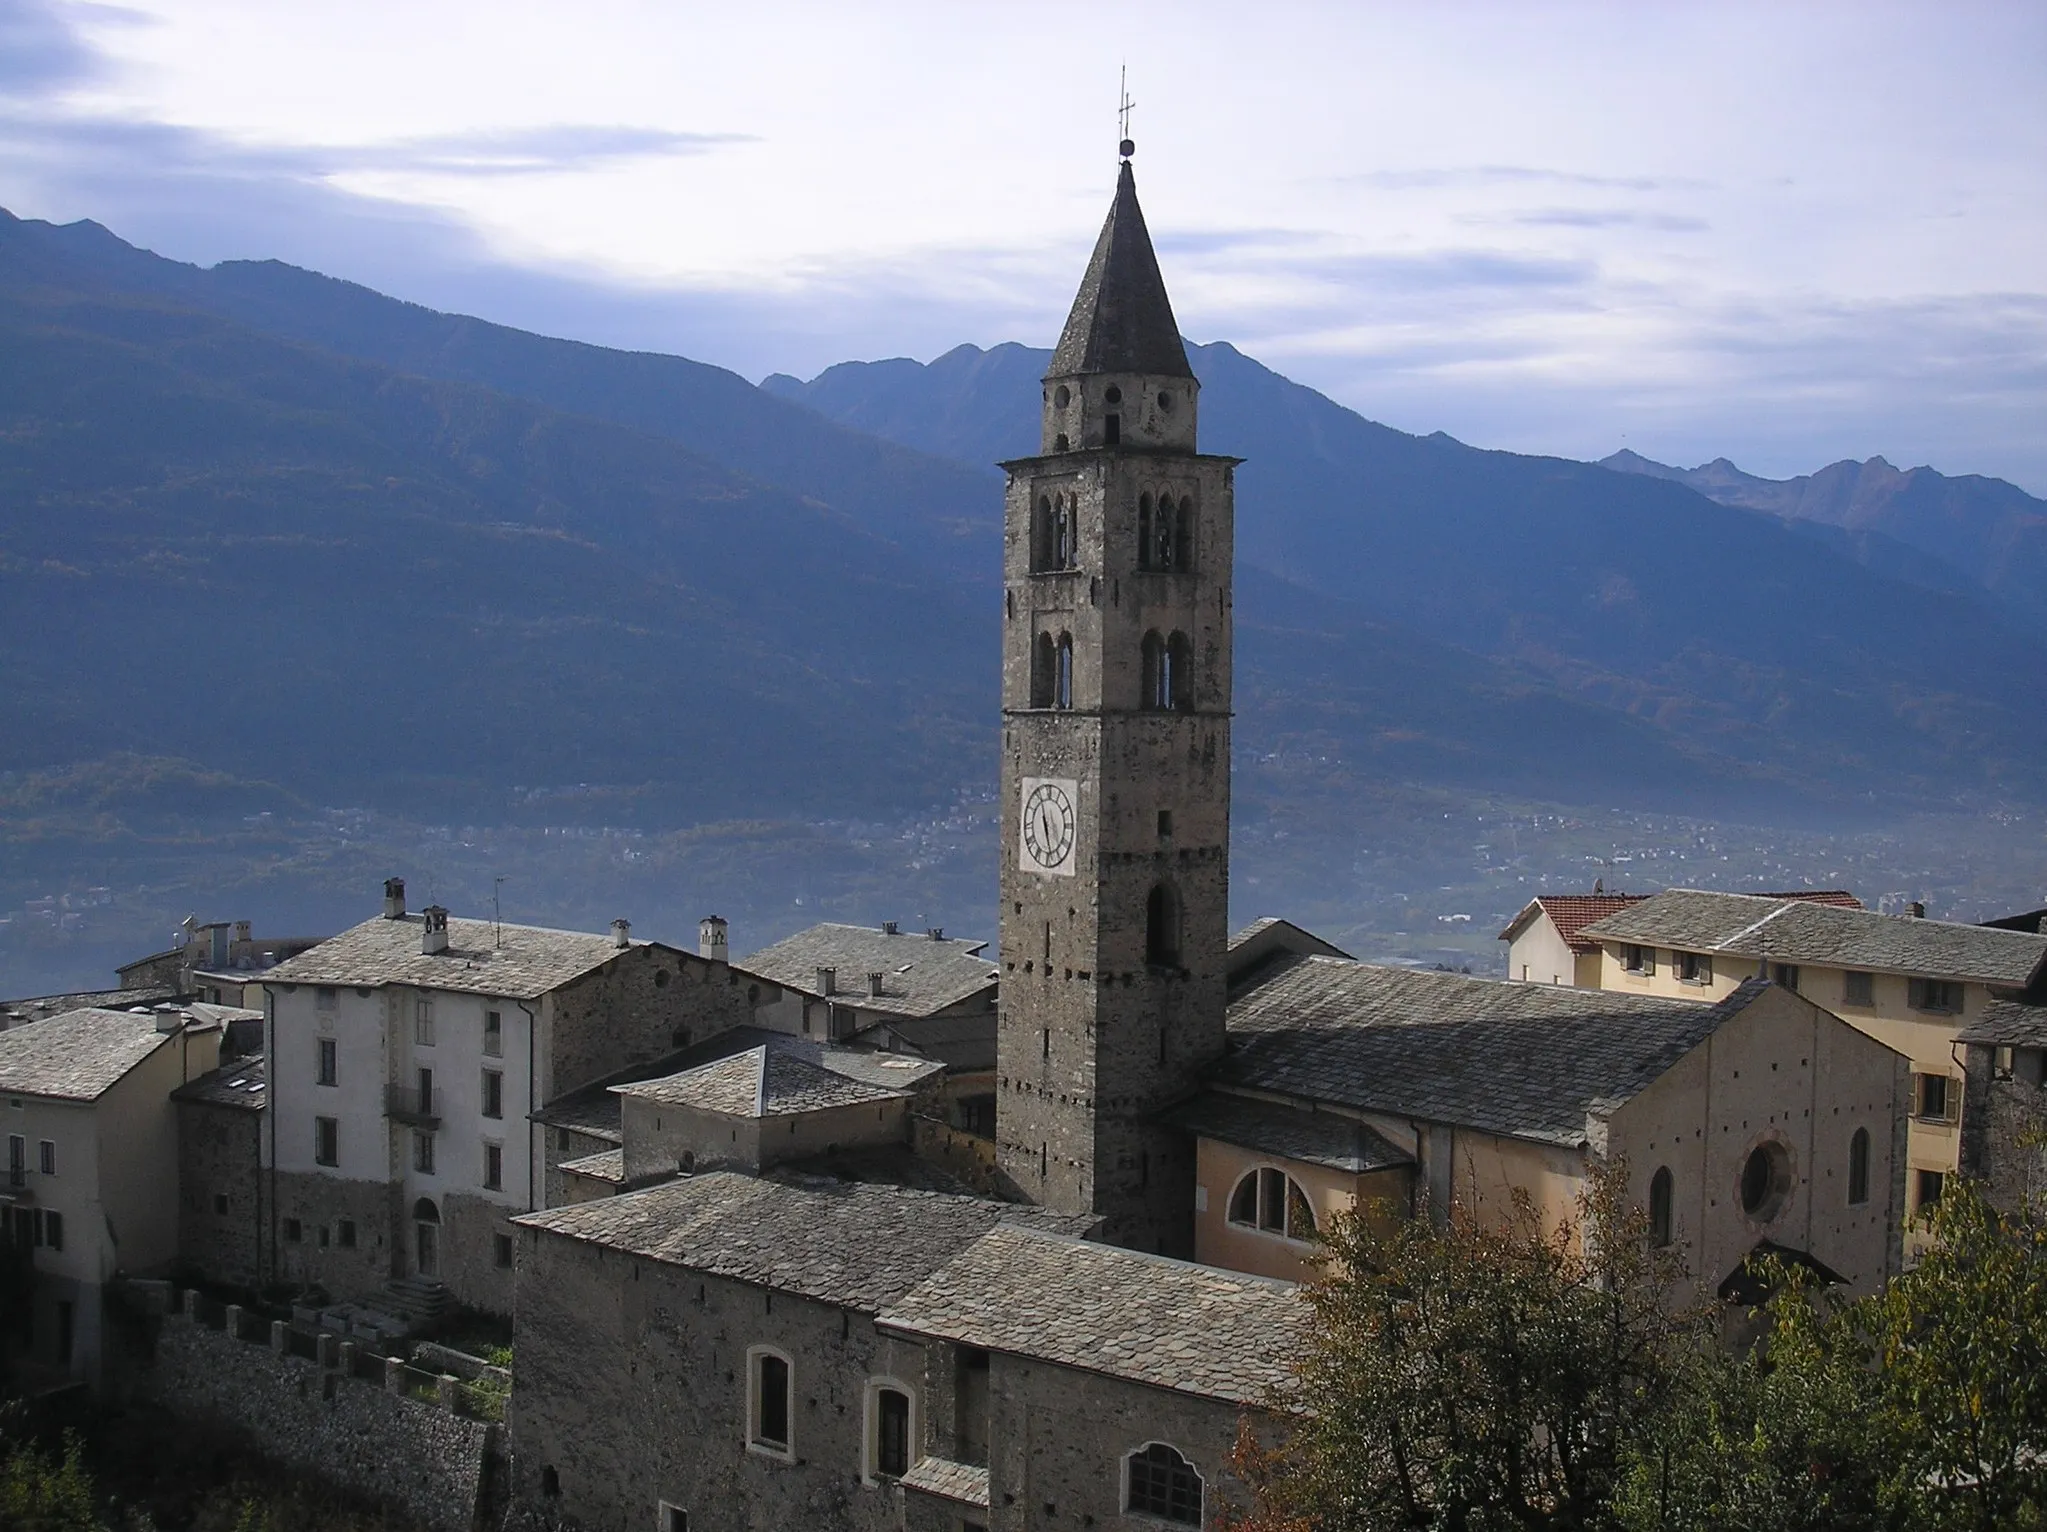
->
1049, 160, 1192, 379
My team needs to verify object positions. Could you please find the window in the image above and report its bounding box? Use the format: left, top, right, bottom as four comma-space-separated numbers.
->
317, 1037, 337, 1087
417, 1066, 435, 1116
414, 1130, 436, 1175
1126, 1443, 1203, 1525
284, 1218, 303, 1243
1848, 1127, 1871, 1206
315, 985, 337, 1012
43, 1210, 61, 1252
659, 1507, 688, 1532
494, 1232, 514, 1269
415, 997, 435, 1046
1054, 634, 1073, 710
1157, 809, 1173, 839
1916, 1169, 1944, 1210
868, 1382, 913, 1480
1648, 1166, 1674, 1247
414, 1197, 440, 1276
1622, 944, 1654, 976
213, 1193, 229, 1215
1227, 1167, 1317, 1241
482, 1069, 503, 1120
484, 1142, 503, 1191
1166, 631, 1192, 709
37, 1140, 54, 1176
1909, 977, 1962, 1014
1915, 1073, 1953, 1122
1676, 951, 1712, 984
1138, 493, 1154, 568
1142, 630, 1166, 709
1145, 883, 1180, 968
318, 1224, 330, 1248
1739, 1142, 1791, 1222
337, 1219, 357, 1248
484, 1009, 503, 1058
1842, 970, 1875, 1006
1771, 963, 1800, 992
1032, 631, 1057, 708
6, 1135, 21, 1189
314, 1116, 339, 1167
1103, 413, 1120, 445
749, 1349, 793, 1456
1153, 494, 1177, 569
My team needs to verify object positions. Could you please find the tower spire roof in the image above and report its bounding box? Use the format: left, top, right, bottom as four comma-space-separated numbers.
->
1049, 160, 1192, 380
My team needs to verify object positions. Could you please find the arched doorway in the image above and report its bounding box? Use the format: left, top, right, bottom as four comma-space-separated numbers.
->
412, 1196, 441, 1278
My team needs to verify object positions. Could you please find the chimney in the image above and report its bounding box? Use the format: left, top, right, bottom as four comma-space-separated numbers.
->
816, 966, 836, 996
421, 905, 449, 955
611, 918, 632, 950
699, 915, 729, 962
153, 1005, 185, 1035
233, 920, 252, 945
384, 878, 407, 920
881, 920, 899, 936
927, 927, 945, 942
867, 971, 885, 998
1909, 901, 1926, 919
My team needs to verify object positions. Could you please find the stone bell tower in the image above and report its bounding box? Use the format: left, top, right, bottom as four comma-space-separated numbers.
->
994, 146, 1236, 1255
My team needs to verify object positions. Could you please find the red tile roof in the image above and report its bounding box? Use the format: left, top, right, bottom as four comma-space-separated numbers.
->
1505, 891, 1861, 952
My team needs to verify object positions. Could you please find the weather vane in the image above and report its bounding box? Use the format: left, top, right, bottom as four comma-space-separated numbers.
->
1118, 65, 1135, 159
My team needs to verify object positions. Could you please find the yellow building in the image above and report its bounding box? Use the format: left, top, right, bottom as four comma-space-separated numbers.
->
1577, 890, 2047, 1241
1180, 952, 1907, 1300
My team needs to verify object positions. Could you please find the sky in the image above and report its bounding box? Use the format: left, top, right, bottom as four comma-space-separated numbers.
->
3, 0, 2044, 491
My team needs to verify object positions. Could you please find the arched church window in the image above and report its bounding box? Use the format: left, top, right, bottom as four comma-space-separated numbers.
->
1033, 496, 1053, 571
1141, 631, 1165, 710
1175, 494, 1193, 569
1167, 632, 1193, 709
1055, 634, 1074, 710
1227, 1167, 1317, 1240
1125, 1442, 1203, 1526
1155, 495, 1177, 569
1648, 1166, 1674, 1247
1138, 493, 1154, 569
1848, 1127, 1870, 1206
1145, 882, 1180, 967
1031, 633, 1056, 709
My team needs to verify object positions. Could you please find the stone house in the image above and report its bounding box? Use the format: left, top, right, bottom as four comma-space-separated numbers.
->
0, 1004, 223, 1386
1957, 995, 2047, 1209
1578, 890, 2047, 1238
171, 1052, 268, 1289
1498, 890, 1859, 988
258, 879, 770, 1315
745, 922, 1000, 1138
1190, 959, 1907, 1297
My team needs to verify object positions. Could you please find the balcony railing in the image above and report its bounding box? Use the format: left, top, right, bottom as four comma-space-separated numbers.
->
383, 1083, 441, 1128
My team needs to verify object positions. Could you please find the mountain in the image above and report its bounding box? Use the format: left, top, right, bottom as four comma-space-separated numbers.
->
768, 343, 2047, 803
4, 206, 2047, 852
1601, 449, 2047, 632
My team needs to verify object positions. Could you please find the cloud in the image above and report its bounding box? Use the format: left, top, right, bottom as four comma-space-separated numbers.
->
1337, 165, 1712, 194
1495, 208, 1710, 233
0, 0, 104, 95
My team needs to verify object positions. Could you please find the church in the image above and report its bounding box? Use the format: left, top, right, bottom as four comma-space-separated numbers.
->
491, 143, 1910, 1532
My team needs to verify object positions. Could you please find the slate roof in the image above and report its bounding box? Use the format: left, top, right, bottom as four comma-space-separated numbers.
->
1049, 159, 1194, 379
1580, 891, 2047, 986
900, 1458, 990, 1508
0, 1008, 187, 1101
1221, 959, 1765, 1148
1162, 1091, 1411, 1174
558, 1148, 626, 1184
1501, 891, 1861, 951
878, 1225, 1302, 1405
615, 1045, 909, 1118
513, 1171, 1087, 1313
1, 985, 176, 1030
741, 923, 997, 1019
1959, 999, 2047, 1049
264, 912, 668, 1000
171, 1053, 268, 1111
1228, 917, 1354, 993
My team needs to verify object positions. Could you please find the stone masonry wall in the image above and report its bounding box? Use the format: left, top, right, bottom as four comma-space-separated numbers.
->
142, 1302, 497, 1532
512, 1220, 927, 1532
547, 946, 762, 1100
177, 1100, 263, 1289
439, 1190, 522, 1317
271, 1169, 398, 1300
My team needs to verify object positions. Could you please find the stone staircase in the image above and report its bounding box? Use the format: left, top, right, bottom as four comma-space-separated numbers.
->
381, 1275, 451, 1331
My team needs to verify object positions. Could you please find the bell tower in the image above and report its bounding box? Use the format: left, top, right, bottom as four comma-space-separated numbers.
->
995, 146, 1236, 1255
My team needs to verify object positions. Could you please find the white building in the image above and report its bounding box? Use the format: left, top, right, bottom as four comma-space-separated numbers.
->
1, 1004, 223, 1386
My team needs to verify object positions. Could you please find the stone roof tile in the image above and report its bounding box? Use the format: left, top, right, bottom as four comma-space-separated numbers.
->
0, 1008, 181, 1100
741, 923, 996, 1020
264, 912, 668, 1000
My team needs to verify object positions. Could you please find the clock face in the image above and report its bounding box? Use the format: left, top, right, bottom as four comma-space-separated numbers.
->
1019, 777, 1079, 877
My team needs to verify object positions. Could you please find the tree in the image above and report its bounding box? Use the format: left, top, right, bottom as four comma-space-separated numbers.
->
0, 1430, 106, 1532
1228, 1165, 1694, 1532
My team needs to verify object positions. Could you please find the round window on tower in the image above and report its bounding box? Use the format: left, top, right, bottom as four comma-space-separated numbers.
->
1104, 385, 1123, 404
1158, 390, 1174, 412
1054, 385, 1071, 409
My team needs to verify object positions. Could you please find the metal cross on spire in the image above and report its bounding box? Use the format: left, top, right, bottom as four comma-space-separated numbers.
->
1118, 65, 1135, 159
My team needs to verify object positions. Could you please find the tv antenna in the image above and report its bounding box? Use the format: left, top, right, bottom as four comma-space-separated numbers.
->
493, 876, 507, 948
1118, 65, 1135, 159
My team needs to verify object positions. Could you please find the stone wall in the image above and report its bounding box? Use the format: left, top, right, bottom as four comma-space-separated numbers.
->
142, 1298, 499, 1532
270, 1169, 398, 1301
540, 1125, 617, 1210
546, 945, 764, 1101
439, 1190, 521, 1316
511, 1219, 926, 1532
177, 1099, 263, 1289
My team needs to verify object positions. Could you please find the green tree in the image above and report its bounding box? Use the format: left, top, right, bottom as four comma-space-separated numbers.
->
0, 1431, 106, 1532
1229, 1165, 1693, 1532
